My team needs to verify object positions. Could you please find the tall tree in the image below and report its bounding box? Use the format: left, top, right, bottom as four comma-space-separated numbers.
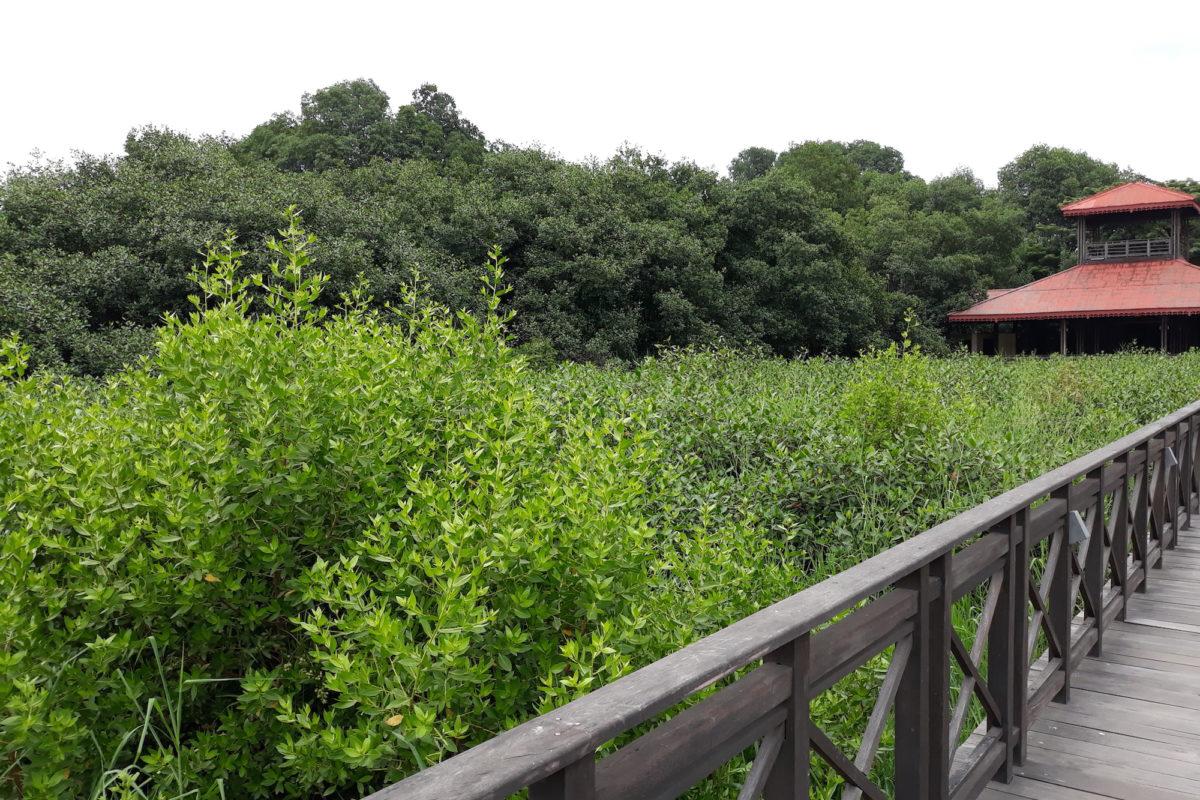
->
998, 145, 1132, 277
998, 145, 1126, 229
728, 147, 777, 182
844, 140, 905, 175
236, 80, 486, 171
775, 141, 865, 213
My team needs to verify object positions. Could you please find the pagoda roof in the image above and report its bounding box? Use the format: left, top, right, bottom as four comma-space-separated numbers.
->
948, 259, 1200, 322
1060, 182, 1200, 217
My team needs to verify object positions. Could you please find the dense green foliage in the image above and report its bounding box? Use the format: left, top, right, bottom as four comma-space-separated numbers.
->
4, 217, 1200, 798
2, 78, 1187, 375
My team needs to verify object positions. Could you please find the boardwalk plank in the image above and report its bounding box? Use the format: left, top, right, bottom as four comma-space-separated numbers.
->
986, 530, 1200, 798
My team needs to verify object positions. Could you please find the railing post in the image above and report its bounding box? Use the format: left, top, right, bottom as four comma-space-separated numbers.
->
1185, 415, 1197, 527
1113, 453, 1131, 621
1084, 467, 1105, 656
764, 633, 810, 800
1172, 421, 1186, 545
1134, 441, 1151, 591
1049, 484, 1072, 703
895, 553, 951, 800
1191, 413, 1200, 519
1152, 433, 1168, 563
989, 510, 1027, 779
529, 756, 596, 800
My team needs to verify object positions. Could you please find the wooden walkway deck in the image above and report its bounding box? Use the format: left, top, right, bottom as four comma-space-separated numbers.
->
983, 528, 1200, 800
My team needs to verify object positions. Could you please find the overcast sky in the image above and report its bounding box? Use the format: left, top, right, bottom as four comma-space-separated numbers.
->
5, 1, 1200, 184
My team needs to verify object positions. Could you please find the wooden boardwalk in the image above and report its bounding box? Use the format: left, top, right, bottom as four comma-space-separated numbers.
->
983, 528, 1200, 800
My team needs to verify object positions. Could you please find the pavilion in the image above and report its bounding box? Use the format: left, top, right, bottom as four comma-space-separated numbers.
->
949, 181, 1200, 355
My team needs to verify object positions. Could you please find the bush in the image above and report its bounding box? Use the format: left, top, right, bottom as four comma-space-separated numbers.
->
0, 219, 661, 798
839, 317, 953, 450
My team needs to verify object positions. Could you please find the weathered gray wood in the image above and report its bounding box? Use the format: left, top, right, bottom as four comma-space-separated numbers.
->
737, 724, 784, 800
950, 732, 1006, 800
809, 590, 915, 694
895, 563, 933, 800
810, 723, 887, 800
1017, 745, 1200, 796
1048, 481, 1074, 706
842, 635, 910, 800
531, 757, 596, 800
593, 665, 789, 800
765, 634, 809, 800
1030, 718, 1200, 767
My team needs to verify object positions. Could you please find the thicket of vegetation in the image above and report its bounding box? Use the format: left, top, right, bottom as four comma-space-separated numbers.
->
3, 213, 1200, 798
4, 78, 1199, 377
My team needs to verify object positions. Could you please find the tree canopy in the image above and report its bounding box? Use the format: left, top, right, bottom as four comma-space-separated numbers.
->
1, 78, 1193, 375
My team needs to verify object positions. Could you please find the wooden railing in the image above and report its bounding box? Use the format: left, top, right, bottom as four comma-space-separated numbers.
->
370, 401, 1200, 800
1084, 238, 1173, 261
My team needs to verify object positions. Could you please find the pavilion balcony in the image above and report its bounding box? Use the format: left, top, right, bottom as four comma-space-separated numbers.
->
1084, 237, 1172, 262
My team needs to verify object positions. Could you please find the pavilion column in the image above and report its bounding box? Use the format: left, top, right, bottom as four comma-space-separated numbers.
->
970, 329, 980, 354
1059, 320, 1067, 355
1161, 317, 1169, 353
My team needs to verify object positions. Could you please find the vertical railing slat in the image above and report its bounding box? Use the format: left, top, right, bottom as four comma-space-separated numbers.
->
988, 510, 1026, 780
1113, 453, 1130, 621
1135, 442, 1150, 592
895, 553, 951, 800
1084, 467, 1105, 656
1049, 484, 1072, 702
1150, 433, 1166, 562
930, 554, 951, 800
895, 564, 931, 800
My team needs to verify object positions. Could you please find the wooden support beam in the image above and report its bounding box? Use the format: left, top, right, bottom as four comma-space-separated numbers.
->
1059, 319, 1067, 356
1049, 484, 1072, 703
764, 635, 809, 800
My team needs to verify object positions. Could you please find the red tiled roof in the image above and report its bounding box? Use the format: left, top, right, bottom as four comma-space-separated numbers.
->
948, 259, 1200, 322
1060, 182, 1200, 217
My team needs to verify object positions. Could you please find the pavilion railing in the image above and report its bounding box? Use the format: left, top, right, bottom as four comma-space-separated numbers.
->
369, 400, 1200, 800
1084, 237, 1172, 261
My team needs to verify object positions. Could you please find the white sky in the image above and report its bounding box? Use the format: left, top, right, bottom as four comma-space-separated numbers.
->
4, 0, 1200, 184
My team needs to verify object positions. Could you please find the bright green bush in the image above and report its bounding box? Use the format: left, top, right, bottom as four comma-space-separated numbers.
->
0, 218, 660, 798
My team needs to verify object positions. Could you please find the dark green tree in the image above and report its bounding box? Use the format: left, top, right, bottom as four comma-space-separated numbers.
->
720, 170, 884, 354
775, 141, 865, 213
844, 140, 905, 175
728, 147, 777, 182
998, 145, 1132, 278
236, 80, 486, 171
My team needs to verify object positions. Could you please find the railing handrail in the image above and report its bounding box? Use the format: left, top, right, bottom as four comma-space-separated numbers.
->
372, 397, 1200, 800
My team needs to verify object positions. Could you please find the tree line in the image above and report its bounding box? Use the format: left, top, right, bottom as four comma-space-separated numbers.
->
1, 78, 1192, 374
